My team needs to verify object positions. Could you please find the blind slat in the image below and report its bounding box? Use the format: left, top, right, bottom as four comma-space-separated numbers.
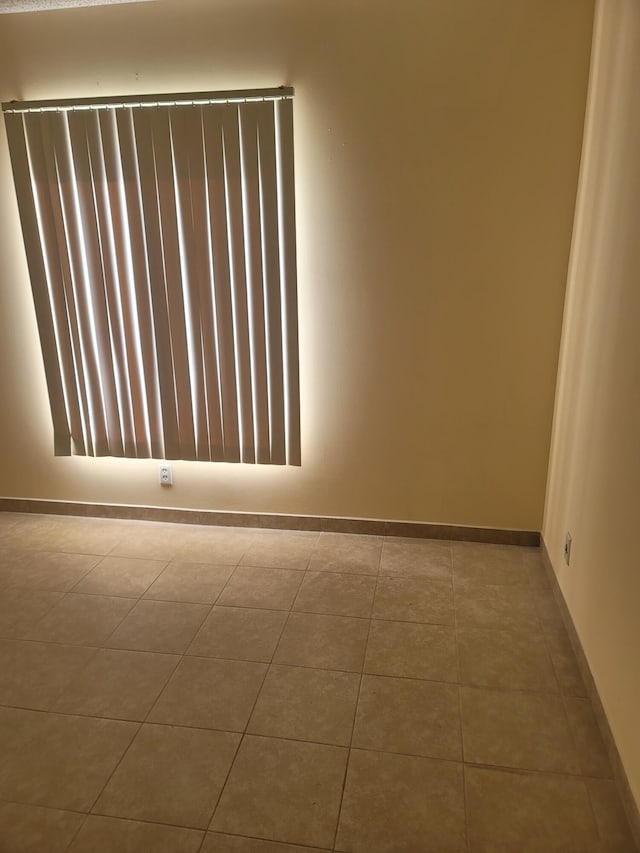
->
5, 112, 72, 455
132, 108, 181, 459
84, 111, 135, 455
257, 101, 286, 465
33, 113, 89, 456
66, 111, 124, 457
202, 108, 241, 462
239, 102, 270, 463
98, 110, 150, 457
50, 113, 110, 455
276, 98, 301, 465
221, 105, 255, 463
68, 112, 130, 456
150, 108, 197, 460
116, 109, 164, 458
170, 106, 218, 461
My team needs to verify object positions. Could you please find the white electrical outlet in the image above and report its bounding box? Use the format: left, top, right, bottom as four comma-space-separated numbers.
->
564, 532, 572, 565
159, 464, 173, 486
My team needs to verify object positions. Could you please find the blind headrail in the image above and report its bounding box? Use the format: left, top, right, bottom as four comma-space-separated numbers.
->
2, 86, 294, 115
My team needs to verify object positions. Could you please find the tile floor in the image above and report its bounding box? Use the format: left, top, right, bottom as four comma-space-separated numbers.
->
0, 512, 636, 852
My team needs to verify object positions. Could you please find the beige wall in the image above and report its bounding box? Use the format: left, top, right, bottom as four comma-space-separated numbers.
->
0, 0, 593, 528
543, 0, 640, 807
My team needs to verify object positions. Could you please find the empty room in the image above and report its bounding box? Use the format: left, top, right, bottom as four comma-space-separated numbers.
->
0, 0, 638, 850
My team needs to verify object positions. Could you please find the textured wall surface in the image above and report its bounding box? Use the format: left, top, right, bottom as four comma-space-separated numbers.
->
544, 0, 640, 809
0, 0, 593, 529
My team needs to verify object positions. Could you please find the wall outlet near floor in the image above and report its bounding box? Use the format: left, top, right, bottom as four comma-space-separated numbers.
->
564, 532, 572, 565
159, 464, 173, 486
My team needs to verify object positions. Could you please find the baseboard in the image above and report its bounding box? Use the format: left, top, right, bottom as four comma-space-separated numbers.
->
0, 497, 539, 546
540, 537, 640, 850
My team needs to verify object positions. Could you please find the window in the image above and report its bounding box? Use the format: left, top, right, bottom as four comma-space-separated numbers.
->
2, 87, 300, 465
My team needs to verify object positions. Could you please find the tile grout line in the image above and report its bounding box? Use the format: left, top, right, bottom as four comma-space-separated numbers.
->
77, 542, 248, 835
451, 541, 470, 853
3, 696, 619, 781
529, 570, 593, 794
330, 545, 381, 850
0, 634, 583, 693
65, 552, 127, 596
141, 548, 246, 724
4, 523, 623, 848
204, 551, 309, 837
61, 810, 90, 853
68, 536, 241, 825
204, 827, 331, 852
26, 589, 139, 649
83, 718, 143, 818
556, 688, 607, 844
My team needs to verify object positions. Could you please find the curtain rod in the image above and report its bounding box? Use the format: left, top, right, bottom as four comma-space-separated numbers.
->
2, 86, 294, 114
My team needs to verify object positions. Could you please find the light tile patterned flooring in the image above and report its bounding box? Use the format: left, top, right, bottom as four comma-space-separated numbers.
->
0, 512, 636, 852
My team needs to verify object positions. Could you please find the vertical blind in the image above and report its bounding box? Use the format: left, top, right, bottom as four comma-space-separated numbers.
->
2, 88, 300, 465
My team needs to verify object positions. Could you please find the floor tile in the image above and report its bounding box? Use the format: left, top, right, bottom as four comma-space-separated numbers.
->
211, 735, 347, 848
148, 656, 267, 731
18, 516, 127, 556
106, 599, 210, 653
27, 593, 135, 646
0, 801, 85, 853
0, 511, 23, 534
0, 546, 26, 583
335, 748, 465, 852
0, 639, 96, 710
109, 522, 196, 561
67, 815, 204, 853
2, 550, 100, 592
544, 629, 588, 696
0, 515, 51, 548
380, 538, 452, 581
563, 696, 613, 778
452, 543, 528, 587
248, 664, 360, 745
586, 778, 638, 852
0, 517, 620, 853
95, 723, 240, 829
0, 588, 64, 639
364, 620, 457, 682
203, 834, 330, 852
460, 686, 580, 774
465, 765, 598, 852
523, 549, 550, 589
293, 572, 376, 618
240, 532, 317, 570
457, 627, 557, 691
175, 527, 253, 565
218, 566, 303, 610
144, 561, 234, 604
189, 606, 287, 662
454, 580, 540, 632
373, 576, 454, 624
309, 533, 382, 575
73, 555, 166, 598
0, 514, 75, 542
0, 707, 137, 811
534, 589, 567, 634
353, 674, 462, 760
54, 648, 179, 720
274, 612, 369, 672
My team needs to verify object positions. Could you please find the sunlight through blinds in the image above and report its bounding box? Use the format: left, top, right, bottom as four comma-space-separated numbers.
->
3, 88, 300, 464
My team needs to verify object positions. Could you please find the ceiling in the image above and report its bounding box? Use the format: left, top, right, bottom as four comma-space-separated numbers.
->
0, 0, 155, 12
